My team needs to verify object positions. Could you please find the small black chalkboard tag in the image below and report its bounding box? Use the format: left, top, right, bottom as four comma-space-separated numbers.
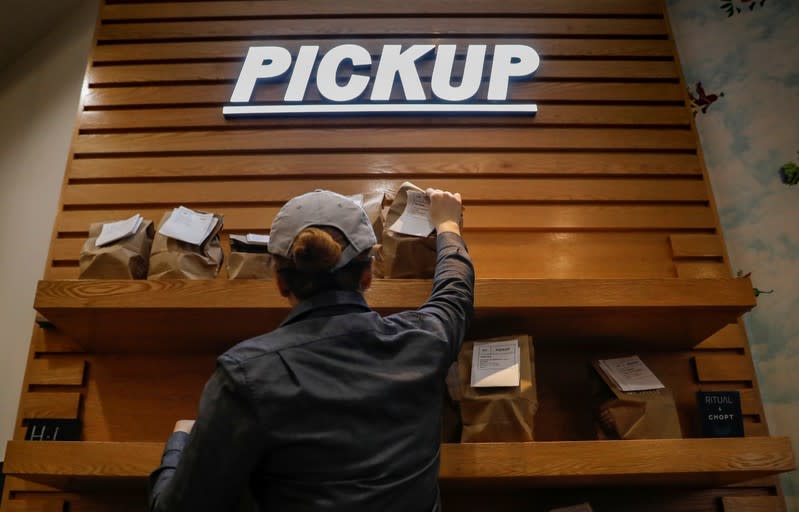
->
25, 419, 82, 441
697, 391, 744, 437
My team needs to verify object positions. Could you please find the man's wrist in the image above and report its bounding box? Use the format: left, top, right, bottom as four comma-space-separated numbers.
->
436, 220, 461, 235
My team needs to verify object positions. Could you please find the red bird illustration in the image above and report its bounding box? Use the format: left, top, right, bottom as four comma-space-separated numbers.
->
688, 82, 725, 115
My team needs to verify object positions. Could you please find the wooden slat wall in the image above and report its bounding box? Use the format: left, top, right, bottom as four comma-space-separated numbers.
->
46, 0, 715, 282
4, 1, 784, 511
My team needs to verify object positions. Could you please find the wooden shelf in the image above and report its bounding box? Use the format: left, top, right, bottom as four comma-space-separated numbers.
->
5, 437, 793, 489
438, 438, 795, 488
33, 278, 756, 352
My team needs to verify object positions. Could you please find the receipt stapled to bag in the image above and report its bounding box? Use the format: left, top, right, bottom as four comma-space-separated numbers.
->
470, 339, 521, 388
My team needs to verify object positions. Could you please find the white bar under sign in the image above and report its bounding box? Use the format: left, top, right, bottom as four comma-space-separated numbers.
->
223, 103, 538, 116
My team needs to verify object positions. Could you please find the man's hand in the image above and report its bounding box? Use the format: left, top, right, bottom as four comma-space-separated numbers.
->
426, 188, 462, 236
173, 420, 195, 434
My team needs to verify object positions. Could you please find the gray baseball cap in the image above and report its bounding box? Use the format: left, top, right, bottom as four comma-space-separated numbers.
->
269, 190, 377, 270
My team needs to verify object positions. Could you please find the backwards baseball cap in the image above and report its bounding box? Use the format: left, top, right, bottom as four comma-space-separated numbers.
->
269, 190, 378, 270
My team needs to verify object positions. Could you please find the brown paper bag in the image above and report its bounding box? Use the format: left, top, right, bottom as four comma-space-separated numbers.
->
374, 183, 437, 278
79, 219, 154, 279
227, 236, 273, 280
590, 360, 682, 440
147, 211, 224, 279
360, 191, 386, 244
227, 253, 273, 279
457, 335, 538, 443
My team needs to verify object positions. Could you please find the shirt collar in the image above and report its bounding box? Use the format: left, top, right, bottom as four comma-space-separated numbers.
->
279, 289, 371, 327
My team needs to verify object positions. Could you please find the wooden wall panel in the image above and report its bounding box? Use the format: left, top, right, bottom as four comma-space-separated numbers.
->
722, 496, 786, 512
51, 0, 706, 280
100, 1, 666, 19
93, 39, 676, 62
67, 153, 702, 180
7, 0, 787, 511
27, 360, 86, 387
20, 393, 81, 420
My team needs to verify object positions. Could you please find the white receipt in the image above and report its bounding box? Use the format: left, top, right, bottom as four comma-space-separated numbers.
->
96, 214, 142, 246
245, 234, 270, 246
598, 355, 664, 392
388, 189, 434, 237
471, 339, 520, 388
158, 206, 218, 245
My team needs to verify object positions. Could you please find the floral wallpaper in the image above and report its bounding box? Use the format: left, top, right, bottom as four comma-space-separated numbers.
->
666, 0, 799, 507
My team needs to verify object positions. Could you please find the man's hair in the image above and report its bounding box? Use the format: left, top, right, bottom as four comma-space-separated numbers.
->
272, 226, 371, 300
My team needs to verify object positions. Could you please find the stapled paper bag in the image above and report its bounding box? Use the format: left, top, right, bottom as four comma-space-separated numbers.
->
227, 235, 273, 280
360, 191, 386, 244
79, 219, 154, 279
589, 360, 682, 440
457, 335, 538, 443
374, 182, 437, 278
147, 210, 224, 279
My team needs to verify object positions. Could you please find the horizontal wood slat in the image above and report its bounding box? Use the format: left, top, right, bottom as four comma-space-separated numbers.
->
739, 389, 762, 416
4, 441, 157, 479
5, 437, 794, 488
101, 0, 665, 19
72, 128, 695, 154
67, 153, 702, 180
21, 393, 81, 420
27, 360, 86, 387
61, 178, 707, 206
670, 234, 724, 259
97, 18, 669, 41
1, 501, 66, 512
44, 267, 78, 281
83, 82, 685, 107
51, 232, 679, 279
79, 105, 691, 132
439, 438, 794, 485
722, 496, 786, 512
695, 354, 755, 383
53, 205, 716, 234
2, 476, 63, 493
675, 262, 729, 278
30, 327, 86, 354
87, 60, 679, 86
695, 323, 747, 350
92, 39, 675, 62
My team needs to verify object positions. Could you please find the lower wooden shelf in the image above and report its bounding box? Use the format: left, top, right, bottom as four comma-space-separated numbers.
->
4, 437, 794, 489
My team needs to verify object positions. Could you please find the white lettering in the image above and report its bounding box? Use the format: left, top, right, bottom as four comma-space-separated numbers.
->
431, 45, 486, 102
371, 44, 435, 101
284, 45, 319, 101
225, 43, 541, 116
705, 396, 733, 405
708, 414, 735, 421
230, 46, 292, 103
317, 44, 372, 102
487, 44, 540, 100
29, 425, 47, 441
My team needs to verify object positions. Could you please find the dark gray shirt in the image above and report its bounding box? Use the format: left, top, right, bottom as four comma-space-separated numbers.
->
149, 232, 474, 512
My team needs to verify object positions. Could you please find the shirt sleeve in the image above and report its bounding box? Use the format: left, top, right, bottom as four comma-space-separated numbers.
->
417, 231, 475, 361
148, 354, 264, 512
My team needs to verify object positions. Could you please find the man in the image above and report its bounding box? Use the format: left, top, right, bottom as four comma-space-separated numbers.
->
149, 188, 473, 511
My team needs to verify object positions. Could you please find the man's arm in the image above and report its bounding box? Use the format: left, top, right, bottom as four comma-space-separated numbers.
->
417, 189, 475, 360
149, 355, 264, 512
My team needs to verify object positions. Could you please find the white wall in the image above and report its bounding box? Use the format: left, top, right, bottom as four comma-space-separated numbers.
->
0, 0, 99, 460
